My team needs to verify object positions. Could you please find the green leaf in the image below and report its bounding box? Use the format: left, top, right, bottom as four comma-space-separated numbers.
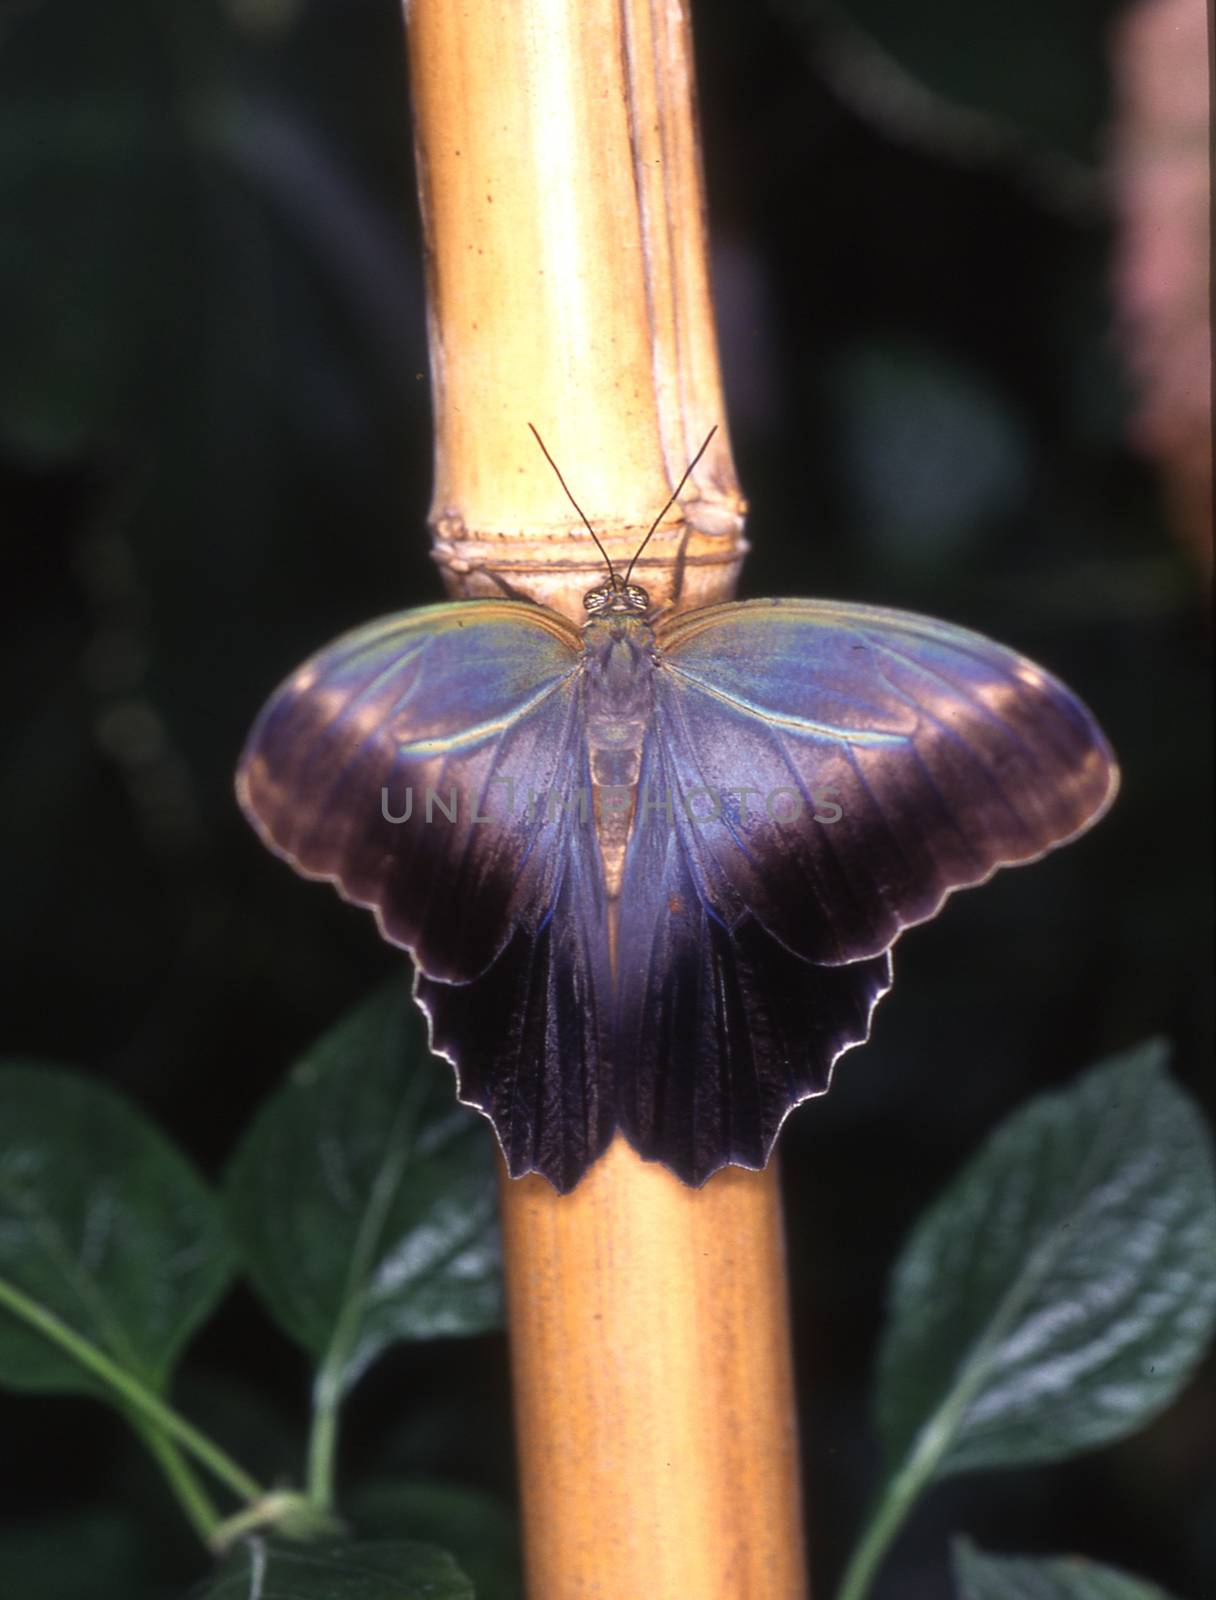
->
225, 985, 502, 1397
348, 1478, 522, 1600
877, 1040, 1216, 1479
192, 1538, 473, 1599
953, 1537, 1181, 1599
0, 1065, 233, 1395
0, 1508, 152, 1600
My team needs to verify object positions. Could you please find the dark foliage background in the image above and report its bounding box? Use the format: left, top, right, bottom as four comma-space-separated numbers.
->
1, 0, 1211, 1594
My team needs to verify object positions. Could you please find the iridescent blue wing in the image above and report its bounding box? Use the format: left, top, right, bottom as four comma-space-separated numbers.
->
649, 598, 1118, 966
237, 600, 584, 981
416, 805, 613, 1192
237, 601, 615, 1188
613, 598, 1117, 1183
614, 730, 892, 1184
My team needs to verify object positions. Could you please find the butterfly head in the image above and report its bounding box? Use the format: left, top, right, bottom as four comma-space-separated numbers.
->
527, 421, 718, 622
583, 577, 650, 616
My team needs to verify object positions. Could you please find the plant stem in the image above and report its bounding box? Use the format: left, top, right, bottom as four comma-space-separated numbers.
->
0, 1275, 264, 1505
305, 1367, 342, 1510
837, 1133, 1122, 1600
128, 1410, 222, 1544
211, 1489, 345, 1554
835, 1322, 1007, 1600
303, 1075, 427, 1510
835, 1424, 948, 1600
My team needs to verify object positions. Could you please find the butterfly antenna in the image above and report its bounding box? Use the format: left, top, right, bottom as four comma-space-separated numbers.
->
622, 425, 718, 586
527, 423, 618, 583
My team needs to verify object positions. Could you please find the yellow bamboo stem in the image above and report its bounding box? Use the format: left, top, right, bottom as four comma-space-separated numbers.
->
407, 0, 747, 621
499, 1146, 808, 1599
404, 2, 809, 1595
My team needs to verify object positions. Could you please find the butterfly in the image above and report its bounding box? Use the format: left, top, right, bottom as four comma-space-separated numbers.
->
237, 429, 1118, 1192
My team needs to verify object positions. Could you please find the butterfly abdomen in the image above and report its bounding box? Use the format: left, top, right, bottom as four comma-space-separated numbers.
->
582, 617, 658, 898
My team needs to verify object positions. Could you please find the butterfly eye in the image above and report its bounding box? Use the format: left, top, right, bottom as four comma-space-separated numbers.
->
583, 582, 650, 615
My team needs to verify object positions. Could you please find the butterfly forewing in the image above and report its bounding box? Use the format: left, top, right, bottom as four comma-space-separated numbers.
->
651, 599, 1118, 968
237, 601, 585, 982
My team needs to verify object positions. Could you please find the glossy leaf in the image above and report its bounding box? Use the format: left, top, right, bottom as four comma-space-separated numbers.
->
877, 1040, 1216, 1479
225, 986, 502, 1396
192, 1538, 472, 1600
0, 1064, 233, 1395
347, 1478, 522, 1600
953, 1538, 1180, 1600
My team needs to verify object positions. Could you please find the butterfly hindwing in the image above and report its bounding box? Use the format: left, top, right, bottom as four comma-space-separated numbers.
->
416, 799, 614, 1192
615, 734, 893, 1185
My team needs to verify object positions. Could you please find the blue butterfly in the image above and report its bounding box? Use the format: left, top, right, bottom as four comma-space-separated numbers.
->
237, 431, 1118, 1191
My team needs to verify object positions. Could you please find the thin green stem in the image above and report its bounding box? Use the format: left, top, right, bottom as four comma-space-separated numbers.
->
302, 1071, 430, 1510
305, 1369, 343, 1509
212, 1491, 345, 1555
837, 1101, 1132, 1600
836, 1312, 1019, 1600
0, 1275, 264, 1505
128, 1410, 221, 1545
835, 1420, 951, 1600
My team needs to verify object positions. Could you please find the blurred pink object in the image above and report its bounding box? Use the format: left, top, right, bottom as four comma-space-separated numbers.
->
1110, 0, 1212, 572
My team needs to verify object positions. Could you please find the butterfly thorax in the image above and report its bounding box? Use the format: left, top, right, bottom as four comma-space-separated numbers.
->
581, 616, 658, 897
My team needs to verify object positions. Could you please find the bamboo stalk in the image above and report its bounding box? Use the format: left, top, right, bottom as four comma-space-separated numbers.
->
499, 1146, 807, 1599
407, 0, 747, 621
405, 2, 809, 1594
